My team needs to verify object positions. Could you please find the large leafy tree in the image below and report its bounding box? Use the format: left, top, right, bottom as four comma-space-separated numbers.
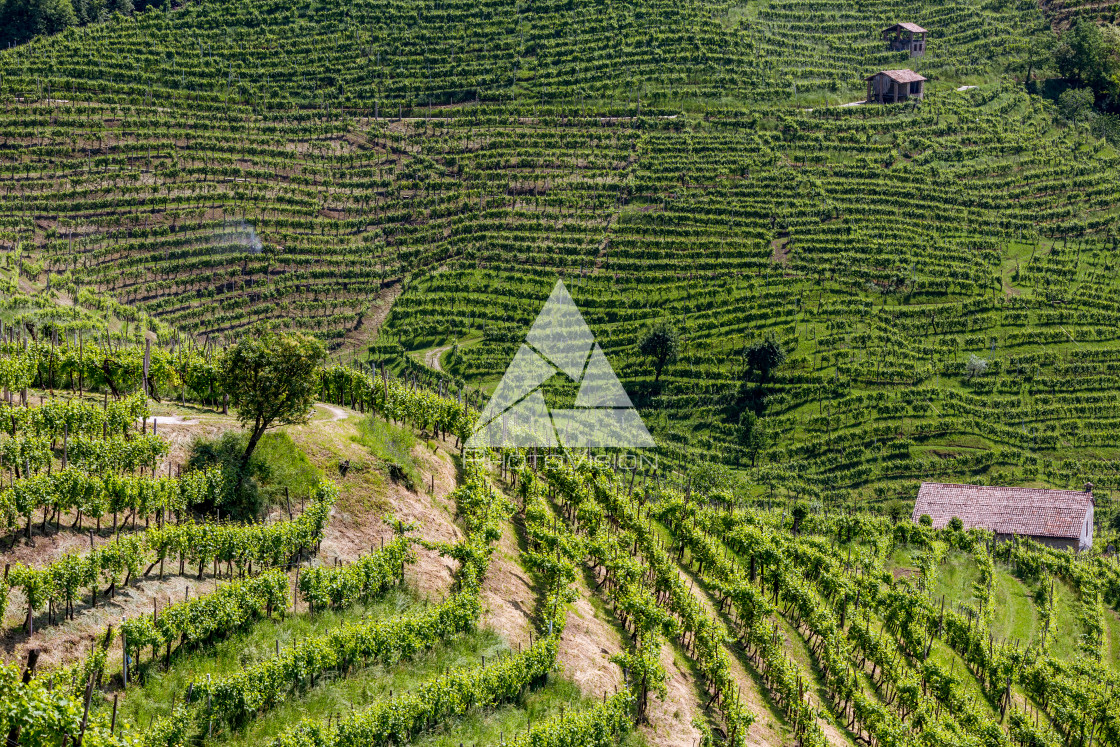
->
0, 0, 77, 46
1054, 21, 1120, 110
637, 320, 679, 382
739, 410, 768, 467
743, 337, 786, 383
220, 332, 327, 482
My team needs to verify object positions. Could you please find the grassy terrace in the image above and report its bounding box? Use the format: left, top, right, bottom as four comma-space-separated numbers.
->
2, 0, 1120, 506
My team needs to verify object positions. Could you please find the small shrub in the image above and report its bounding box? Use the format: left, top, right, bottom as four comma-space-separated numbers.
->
791, 502, 809, 534
885, 499, 908, 524
186, 431, 266, 521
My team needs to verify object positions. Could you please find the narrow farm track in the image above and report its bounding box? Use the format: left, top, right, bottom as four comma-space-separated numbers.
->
317, 403, 350, 421
422, 344, 453, 374
673, 565, 791, 747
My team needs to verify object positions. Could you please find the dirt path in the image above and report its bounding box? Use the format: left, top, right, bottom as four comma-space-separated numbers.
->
557, 566, 625, 699
422, 344, 452, 373
643, 642, 705, 747
138, 415, 199, 426
675, 567, 788, 747
317, 403, 350, 421
337, 281, 403, 356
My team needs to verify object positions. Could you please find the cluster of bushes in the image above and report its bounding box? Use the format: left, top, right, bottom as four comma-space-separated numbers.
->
187, 431, 322, 522
1052, 22, 1120, 142
0, 0, 162, 47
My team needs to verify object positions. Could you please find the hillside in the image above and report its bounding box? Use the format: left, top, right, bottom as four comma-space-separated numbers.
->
3, 4, 1120, 744
4, 9, 1120, 503
0, 0, 1047, 107
0, 372, 1118, 747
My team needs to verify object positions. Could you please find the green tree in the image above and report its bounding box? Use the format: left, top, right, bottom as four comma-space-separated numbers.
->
0, 0, 76, 45
739, 410, 768, 467
1016, 28, 1057, 87
743, 337, 786, 383
220, 332, 326, 487
965, 354, 988, 380
1059, 86, 1096, 122
791, 501, 808, 535
637, 320, 679, 382
687, 461, 732, 495
1054, 21, 1120, 108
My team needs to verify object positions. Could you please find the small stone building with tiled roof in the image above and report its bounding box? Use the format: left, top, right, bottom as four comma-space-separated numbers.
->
866, 69, 927, 104
913, 482, 1095, 551
882, 23, 928, 57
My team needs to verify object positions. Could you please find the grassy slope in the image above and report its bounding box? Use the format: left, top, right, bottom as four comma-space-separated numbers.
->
893, 548, 1085, 657
2, 0, 1120, 510
94, 415, 638, 746
110, 587, 609, 747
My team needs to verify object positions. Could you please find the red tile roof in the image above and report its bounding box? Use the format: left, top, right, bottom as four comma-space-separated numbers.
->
868, 69, 928, 83
884, 22, 928, 34
913, 482, 1092, 539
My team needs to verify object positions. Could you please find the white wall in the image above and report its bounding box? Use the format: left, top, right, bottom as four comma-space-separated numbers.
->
1080, 504, 1094, 550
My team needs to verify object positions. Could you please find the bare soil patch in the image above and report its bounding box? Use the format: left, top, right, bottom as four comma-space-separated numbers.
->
152, 418, 237, 470
478, 518, 535, 651
771, 235, 793, 265
557, 566, 625, 699
643, 642, 704, 747
287, 414, 464, 602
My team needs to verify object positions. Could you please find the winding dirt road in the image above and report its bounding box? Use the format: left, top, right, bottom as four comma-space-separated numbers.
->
423, 344, 453, 373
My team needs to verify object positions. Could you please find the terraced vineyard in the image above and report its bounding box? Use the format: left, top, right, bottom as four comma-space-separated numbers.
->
5, 76, 1120, 503
0, 372, 646, 747
4, 0, 1120, 743
4, 358, 1119, 746
0, 0, 1046, 108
